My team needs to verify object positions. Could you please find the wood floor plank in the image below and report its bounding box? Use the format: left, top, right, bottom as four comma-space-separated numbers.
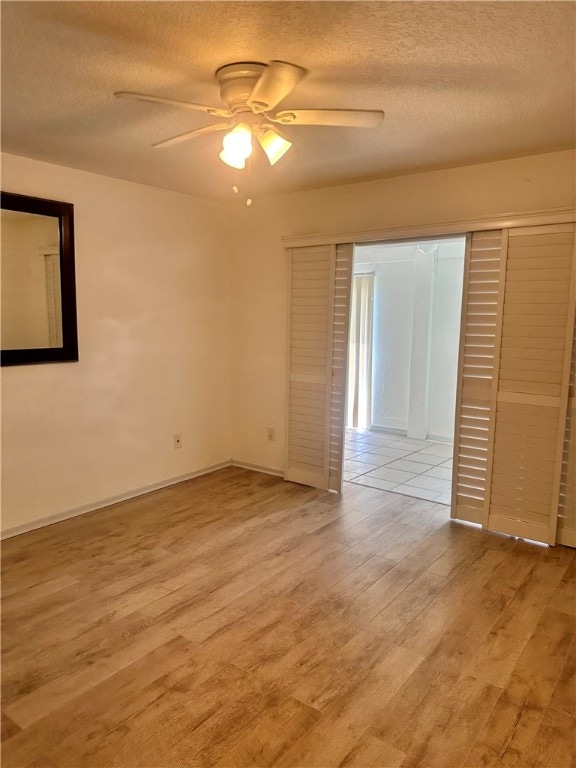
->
337, 728, 405, 768
521, 707, 576, 768
283, 552, 397, 613
1, 711, 21, 743
344, 525, 466, 624
1, 573, 78, 607
104, 666, 288, 768
284, 570, 447, 712
464, 562, 570, 687
138, 570, 257, 629
548, 558, 576, 616
211, 696, 322, 768
399, 674, 502, 768
3, 614, 180, 728
371, 551, 553, 756
1, 636, 212, 767
1, 467, 574, 768
464, 607, 574, 767
396, 547, 522, 657
274, 644, 422, 768
549, 639, 576, 718
189, 544, 372, 654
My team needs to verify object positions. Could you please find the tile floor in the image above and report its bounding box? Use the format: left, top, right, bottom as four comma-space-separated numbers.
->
344, 427, 453, 505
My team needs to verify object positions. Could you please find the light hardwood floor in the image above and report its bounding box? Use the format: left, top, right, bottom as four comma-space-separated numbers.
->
2, 467, 575, 767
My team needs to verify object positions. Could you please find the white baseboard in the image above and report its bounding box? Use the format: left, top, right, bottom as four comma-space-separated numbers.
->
427, 434, 454, 444
370, 425, 454, 444
1, 460, 286, 540
231, 460, 284, 478
369, 424, 407, 435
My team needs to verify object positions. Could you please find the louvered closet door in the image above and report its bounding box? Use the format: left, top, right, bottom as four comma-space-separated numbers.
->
557, 319, 576, 547
488, 224, 575, 544
285, 243, 353, 491
452, 230, 505, 524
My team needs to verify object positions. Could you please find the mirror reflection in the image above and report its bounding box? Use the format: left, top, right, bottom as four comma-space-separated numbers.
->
1, 209, 63, 350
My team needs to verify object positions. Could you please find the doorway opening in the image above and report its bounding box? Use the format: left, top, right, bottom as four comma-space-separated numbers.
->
344, 235, 466, 504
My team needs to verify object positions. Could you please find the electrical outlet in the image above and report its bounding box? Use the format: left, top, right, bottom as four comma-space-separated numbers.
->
267, 426, 276, 441
173, 433, 182, 449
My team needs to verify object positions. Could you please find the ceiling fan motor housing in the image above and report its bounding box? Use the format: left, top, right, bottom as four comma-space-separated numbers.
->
216, 62, 266, 114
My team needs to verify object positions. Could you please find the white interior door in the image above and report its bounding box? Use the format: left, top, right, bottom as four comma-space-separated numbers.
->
451, 230, 505, 525
285, 243, 353, 491
453, 223, 576, 544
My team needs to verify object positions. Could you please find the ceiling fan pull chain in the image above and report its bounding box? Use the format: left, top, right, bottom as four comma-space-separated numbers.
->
246, 155, 253, 206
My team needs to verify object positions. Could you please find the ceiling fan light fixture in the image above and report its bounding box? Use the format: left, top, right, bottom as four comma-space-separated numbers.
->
220, 123, 252, 168
219, 149, 246, 169
258, 128, 292, 165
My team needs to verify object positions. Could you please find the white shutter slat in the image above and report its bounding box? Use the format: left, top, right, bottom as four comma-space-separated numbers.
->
328, 244, 354, 491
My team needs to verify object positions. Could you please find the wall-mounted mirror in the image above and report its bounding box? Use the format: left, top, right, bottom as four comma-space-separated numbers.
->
1, 192, 78, 366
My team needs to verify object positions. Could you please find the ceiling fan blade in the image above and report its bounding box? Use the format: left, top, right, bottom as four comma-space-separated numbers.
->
269, 109, 384, 128
152, 123, 231, 149
115, 91, 231, 118
246, 61, 308, 114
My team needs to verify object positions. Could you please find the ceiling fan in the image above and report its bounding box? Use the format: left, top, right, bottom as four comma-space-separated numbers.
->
115, 61, 385, 169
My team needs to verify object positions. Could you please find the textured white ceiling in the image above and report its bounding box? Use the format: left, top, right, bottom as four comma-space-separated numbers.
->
1, 1, 575, 201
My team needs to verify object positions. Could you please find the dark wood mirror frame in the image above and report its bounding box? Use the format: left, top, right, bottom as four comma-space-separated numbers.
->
1, 192, 78, 366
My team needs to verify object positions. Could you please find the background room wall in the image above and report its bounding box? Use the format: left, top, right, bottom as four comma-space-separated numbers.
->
1, 153, 233, 534
230, 150, 576, 471
352, 238, 465, 441
1, 215, 60, 349
428, 244, 466, 441
353, 244, 416, 434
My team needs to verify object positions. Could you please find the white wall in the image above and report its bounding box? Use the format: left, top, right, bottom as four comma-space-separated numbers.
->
354, 244, 416, 433
2, 149, 574, 533
230, 150, 576, 470
428, 246, 466, 440
1, 153, 233, 534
